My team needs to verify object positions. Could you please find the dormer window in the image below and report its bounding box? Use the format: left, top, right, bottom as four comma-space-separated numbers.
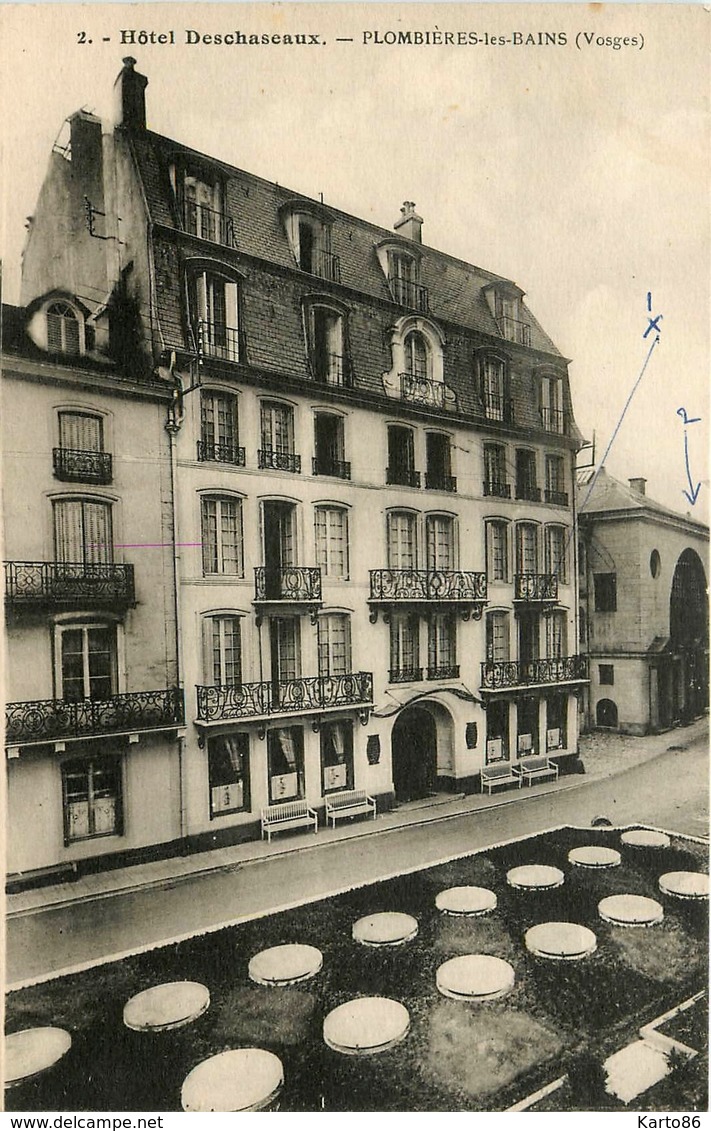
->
172, 162, 235, 247
479, 355, 511, 423
382, 316, 455, 412
282, 204, 340, 282
189, 270, 242, 362
484, 285, 531, 347
404, 330, 429, 380
305, 303, 350, 386
47, 302, 82, 355
540, 374, 566, 433
388, 251, 428, 312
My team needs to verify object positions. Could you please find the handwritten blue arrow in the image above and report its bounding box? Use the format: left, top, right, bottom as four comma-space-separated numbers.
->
682, 430, 701, 506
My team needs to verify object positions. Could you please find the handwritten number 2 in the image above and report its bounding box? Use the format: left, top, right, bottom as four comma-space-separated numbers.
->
677, 408, 702, 426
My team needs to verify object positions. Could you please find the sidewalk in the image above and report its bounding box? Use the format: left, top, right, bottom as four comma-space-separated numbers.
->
7, 717, 708, 918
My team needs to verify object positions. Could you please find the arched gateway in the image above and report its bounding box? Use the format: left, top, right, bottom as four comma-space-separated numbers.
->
391, 701, 455, 802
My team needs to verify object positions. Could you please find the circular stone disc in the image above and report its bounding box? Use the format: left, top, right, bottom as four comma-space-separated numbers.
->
248, 944, 323, 986
507, 865, 565, 890
436, 955, 515, 1000
5, 1027, 72, 1087
526, 922, 597, 960
352, 912, 418, 947
323, 997, 410, 1055
621, 829, 671, 849
659, 872, 710, 901
181, 1048, 283, 1112
435, 886, 498, 916
599, 894, 664, 926
568, 846, 622, 869
124, 982, 210, 1032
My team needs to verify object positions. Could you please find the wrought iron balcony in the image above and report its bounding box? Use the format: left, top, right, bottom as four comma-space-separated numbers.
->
196, 671, 373, 722
254, 566, 322, 604
545, 488, 569, 507
389, 667, 424, 684
312, 456, 351, 480
5, 561, 135, 609
388, 276, 429, 312
370, 569, 487, 612
257, 448, 301, 474
305, 248, 341, 283
427, 664, 460, 680
308, 352, 352, 388
425, 471, 457, 492
480, 655, 588, 691
386, 466, 421, 488
496, 315, 532, 347
483, 479, 511, 499
197, 439, 246, 466
183, 200, 237, 248
516, 483, 542, 502
400, 372, 445, 410
196, 319, 243, 363
514, 573, 558, 602
541, 407, 566, 434
53, 448, 112, 485
483, 394, 514, 424
5, 688, 185, 746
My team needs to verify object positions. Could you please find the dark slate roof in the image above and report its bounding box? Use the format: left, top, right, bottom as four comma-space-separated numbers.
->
127, 129, 564, 359
577, 467, 709, 534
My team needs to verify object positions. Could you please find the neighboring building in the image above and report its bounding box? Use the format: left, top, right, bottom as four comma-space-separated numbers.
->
4, 58, 588, 881
578, 468, 709, 735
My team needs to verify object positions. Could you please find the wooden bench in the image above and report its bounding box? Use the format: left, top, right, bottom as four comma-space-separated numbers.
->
480, 762, 522, 795
261, 799, 318, 842
515, 755, 559, 787
325, 789, 377, 828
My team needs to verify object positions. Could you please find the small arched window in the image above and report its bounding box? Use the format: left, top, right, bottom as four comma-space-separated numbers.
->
403, 330, 430, 379
47, 303, 81, 355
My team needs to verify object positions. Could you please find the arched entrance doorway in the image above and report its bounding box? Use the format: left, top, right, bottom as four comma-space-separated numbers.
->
391, 706, 437, 803
669, 548, 709, 722
596, 698, 618, 729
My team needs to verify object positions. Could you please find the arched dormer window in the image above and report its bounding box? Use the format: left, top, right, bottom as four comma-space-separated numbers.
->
483, 282, 531, 347
404, 330, 429, 379
187, 262, 244, 363
382, 316, 456, 412
303, 298, 351, 387
280, 201, 339, 282
47, 302, 81, 355
376, 238, 428, 312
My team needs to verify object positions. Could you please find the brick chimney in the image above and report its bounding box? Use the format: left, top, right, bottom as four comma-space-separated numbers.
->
394, 201, 423, 243
114, 57, 148, 130
628, 477, 647, 495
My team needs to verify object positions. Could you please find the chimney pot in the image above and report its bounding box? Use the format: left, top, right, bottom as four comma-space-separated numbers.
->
628, 477, 647, 495
114, 57, 148, 131
394, 200, 423, 243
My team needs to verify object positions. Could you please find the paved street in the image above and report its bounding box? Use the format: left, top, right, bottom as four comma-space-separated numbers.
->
6, 727, 708, 988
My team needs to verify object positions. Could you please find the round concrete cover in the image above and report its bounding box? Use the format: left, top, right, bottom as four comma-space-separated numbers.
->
352, 912, 418, 946
525, 921, 598, 960
5, 1027, 72, 1087
436, 955, 515, 1000
124, 982, 210, 1032
181, 1048, 283, 1112
568, 846, 622, 869
435, 886, 498, 916
248, 944, 323, 986
621, 829, 671, 849
659, 872, 709, 900
507, 865, 565, 890
598, 894, 664, 926
323, 997, 410, 1055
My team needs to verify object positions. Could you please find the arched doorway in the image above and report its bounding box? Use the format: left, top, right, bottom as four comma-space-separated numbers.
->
669, 548, 709, 721
596, 699, 618, 728
391, 706, 437, 803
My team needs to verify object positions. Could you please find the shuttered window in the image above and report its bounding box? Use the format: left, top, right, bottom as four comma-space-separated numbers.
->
54, 499, 112, 564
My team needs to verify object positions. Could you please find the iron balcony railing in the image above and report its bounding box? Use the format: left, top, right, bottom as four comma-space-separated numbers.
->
197, 439, 246, 466
196, 671, 373, 722
483, 394, 514, 424
481, 655, 588, 691
483, 479, 511, 499
308, 352, 352, 388
427, 664, 460, 681
514, 573, 558, 602
257, 448, 301, 474
53, 448, 112, 485
183, 200, 237, 248
516, 483, 542, 503
400, 372, 445, 410
5, 688, 185, 745
388, 276, 429, 312
545, 488, 569, 507
196, 319, 243, 363
541, 407, 566, 434
386, 466, 421, 488
389, 667, 423, 684
5, 561, 135, 607
305, 249, 341, 283
496, 315, 532, 347
254, 566, 322, 603
370, 569, 487, 603
312, 456, 351, 480
424, 471, 457, 493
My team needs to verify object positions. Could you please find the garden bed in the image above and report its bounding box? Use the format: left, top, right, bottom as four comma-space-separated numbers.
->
5, 825, 707, 1112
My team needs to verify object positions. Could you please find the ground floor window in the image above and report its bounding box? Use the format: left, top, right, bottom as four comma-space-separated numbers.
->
62, 756, 122, 843
546, 693, 567, 751
268, 725, 305, 802
321, 719, 354, 793
208, 732, 250, 817
485, 700, 508, 763
517, 697, 539, 756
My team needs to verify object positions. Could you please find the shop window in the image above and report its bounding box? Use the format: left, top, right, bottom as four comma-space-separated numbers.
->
485, 700, 508, 763
62, 756, 122, 843
546, 693, 567, 750
517, 698, 539, 756
267, 726, 305, 801
208, 733, 250, 816
321, 720, 354, 793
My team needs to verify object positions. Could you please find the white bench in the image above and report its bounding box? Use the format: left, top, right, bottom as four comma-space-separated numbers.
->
325, 789, 377, 828
515, 755, 559, 786
480, 762, 522, 795
261, 799, 318, 842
